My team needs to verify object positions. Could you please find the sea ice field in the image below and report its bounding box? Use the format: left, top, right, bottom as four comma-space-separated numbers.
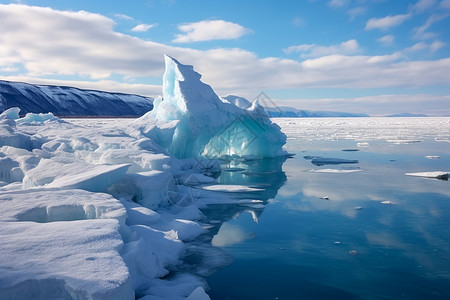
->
1, 55, 449, 300
207, 117, 450, 300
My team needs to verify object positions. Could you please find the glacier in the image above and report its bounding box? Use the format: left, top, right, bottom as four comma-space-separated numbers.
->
133, 55, 287, 159
0, 55, 289, 300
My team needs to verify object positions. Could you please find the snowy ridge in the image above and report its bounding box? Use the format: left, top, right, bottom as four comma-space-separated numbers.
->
0, 80, 153, 117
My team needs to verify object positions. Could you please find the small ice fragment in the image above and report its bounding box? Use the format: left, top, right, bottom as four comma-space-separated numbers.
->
381, 200, 396, 205
311, 157, 358, 166
357, 142, 369, 147
425, 156, 440, 159
310, 168, 362, 173
333, 241, 342, 245
355, 206, 363, 210
349, 250, 358, 256
320, 196, 330, 200
202, 185, 263, 192
405, 171, 449, 180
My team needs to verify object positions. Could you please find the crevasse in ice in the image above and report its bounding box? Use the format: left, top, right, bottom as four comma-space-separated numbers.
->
134, 55, 287, 159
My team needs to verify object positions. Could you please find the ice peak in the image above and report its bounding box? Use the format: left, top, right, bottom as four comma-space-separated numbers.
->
136, 56, 287, 159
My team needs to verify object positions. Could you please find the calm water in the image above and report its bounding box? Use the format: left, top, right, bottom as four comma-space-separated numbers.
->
204, 118, 450, 300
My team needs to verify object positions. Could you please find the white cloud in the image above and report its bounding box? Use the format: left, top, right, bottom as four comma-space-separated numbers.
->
328, 0, 350, 8
284, 39, 361, 58
0, 4, 449, 103
131, 23, 157, 32
430, 40, 445, 51
276, 94, 450, 117
440, 0, 450, 8
407, 40, 446, 52
413, 14, 449, 39
347, 7, 366, 20
412, 0, 437, 12
114, 13, 133, 21
292, 16, 305, 27
377, 34, 394, 45
365, 14, 411, 30
172, 20, 251, 43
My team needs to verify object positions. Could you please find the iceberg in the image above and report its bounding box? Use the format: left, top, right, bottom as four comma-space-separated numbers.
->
133, 55, 287, 159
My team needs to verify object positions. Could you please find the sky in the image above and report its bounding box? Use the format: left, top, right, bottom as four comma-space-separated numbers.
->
0, 0, 449, 116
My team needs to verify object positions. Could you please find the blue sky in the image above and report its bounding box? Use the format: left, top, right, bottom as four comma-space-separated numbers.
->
0, 0, 449, 116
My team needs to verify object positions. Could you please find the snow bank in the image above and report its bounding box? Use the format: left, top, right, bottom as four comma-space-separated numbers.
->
133, 55, 286, 159
0, 188, 126, 224
0, 219, 134, 300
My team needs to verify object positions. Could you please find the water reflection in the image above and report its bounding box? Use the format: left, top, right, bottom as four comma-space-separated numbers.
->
179, 156, 288, 279
205, 121, 450, 299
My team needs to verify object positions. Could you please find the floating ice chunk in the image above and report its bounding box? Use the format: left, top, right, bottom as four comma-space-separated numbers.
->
381, 200, 396, 205
306, 156, 358, 166
310, 168, 362, 173
15, 112, 61, 125
201, 184, 264, 192
425, 156, 440, 159
0, 107, 20, 120
133, 55, 286, 159
0, 219, 133, 300
405, 171, 449, 180
357, 142, 369, 147
386, 139, 421, 144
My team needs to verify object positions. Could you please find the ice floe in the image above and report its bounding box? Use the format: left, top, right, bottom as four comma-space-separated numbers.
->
405, 171, 449, 180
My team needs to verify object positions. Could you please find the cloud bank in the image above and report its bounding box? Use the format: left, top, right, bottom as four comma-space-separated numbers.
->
0, 4, 449, 116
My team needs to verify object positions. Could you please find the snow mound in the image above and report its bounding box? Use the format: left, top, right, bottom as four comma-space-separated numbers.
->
0, 219, 133, 300
0, 188, 126, 224
133, 55, 286, 159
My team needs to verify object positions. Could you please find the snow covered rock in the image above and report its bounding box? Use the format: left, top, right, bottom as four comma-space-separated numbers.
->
133, 55, 287, 159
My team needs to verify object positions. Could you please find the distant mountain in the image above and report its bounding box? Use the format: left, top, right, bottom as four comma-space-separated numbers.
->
0, 80, 153, 117
222, 95, 369, 118
265, 107, 369, 118
385, 113, 428, 117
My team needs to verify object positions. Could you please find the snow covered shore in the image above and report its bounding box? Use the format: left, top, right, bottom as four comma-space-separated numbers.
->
0, 56, 287, 299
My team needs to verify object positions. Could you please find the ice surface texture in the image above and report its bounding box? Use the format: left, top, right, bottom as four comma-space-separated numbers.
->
134, 55, 287, 159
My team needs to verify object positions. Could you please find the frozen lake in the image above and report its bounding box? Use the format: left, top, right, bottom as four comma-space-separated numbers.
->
204, 117, 450, 300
